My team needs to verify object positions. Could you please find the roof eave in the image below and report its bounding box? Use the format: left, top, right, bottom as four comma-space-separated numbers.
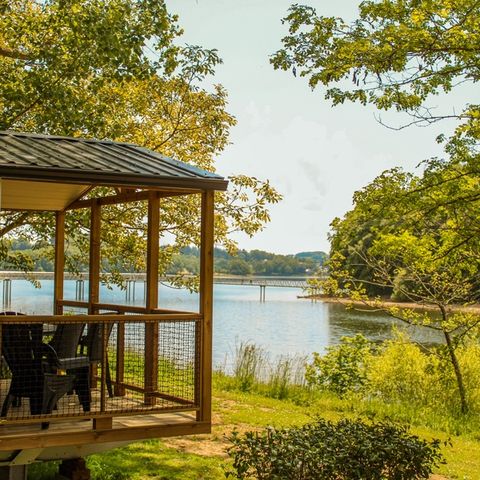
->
0, 165, 229, 191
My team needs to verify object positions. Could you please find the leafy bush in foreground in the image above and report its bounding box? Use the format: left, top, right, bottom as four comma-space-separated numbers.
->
226, 418, 443, 480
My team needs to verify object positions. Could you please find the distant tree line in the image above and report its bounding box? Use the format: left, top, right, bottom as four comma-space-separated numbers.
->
0, 241, 326, 277
171, 247, 326, 276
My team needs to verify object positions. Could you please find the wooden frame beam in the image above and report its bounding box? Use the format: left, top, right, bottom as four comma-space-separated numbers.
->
88, 201, 101, 314
53, 211, 65, 315
67, 189, 200, 210
197, 190, 214, 423
0, 313, 201, 323
144, 192, 160, 405
0, 421, 210, 451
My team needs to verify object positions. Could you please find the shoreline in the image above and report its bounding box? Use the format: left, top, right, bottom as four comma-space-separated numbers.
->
299, 294, 480, 315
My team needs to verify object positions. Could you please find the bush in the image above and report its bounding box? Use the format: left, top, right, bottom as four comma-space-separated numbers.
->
305, 334, 372, 396
368, 335, 439, 406
457, 342, 480, 412
226, 418, 443, 480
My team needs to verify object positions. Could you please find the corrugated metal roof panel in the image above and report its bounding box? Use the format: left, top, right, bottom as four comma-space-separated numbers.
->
0, 131, 228, 190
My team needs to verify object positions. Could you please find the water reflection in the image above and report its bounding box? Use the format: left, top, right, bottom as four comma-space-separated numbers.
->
3, 279, 444, 368
326, 303, 442, 344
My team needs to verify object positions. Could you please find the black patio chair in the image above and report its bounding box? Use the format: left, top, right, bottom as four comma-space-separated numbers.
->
47, 323, 91, 412
46, 321, 115, 413
0, 313, 75, 427
79, 322, 114, 399
49, 322, 85, 359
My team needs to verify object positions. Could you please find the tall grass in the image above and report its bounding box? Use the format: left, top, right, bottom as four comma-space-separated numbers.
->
268, 354, 307, 399
232, 342, 266, 392
218, 342, 308, 400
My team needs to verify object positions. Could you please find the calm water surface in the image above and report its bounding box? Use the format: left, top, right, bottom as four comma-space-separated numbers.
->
4, 280, 443, 367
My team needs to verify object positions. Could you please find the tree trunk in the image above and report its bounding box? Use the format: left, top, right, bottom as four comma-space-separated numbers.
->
443, 329, 468, 414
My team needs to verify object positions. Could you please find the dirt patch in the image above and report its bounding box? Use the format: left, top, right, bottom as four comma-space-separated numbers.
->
162, 400, 261, 459
163, 435, 229, 458
163, 420, 261, 458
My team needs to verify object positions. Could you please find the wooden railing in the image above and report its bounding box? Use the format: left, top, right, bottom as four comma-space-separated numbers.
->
0, 309, 202, 428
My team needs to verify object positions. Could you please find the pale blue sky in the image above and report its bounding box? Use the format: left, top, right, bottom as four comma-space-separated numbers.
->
166, 0, 461, 254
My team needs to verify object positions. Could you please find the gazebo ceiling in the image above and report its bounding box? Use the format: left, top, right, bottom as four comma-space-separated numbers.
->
2, 179, 90, 211
0, 131, 228, 211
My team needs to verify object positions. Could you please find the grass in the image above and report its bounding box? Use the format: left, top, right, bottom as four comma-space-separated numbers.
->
29, 442, 226, 480
28, 384, 480, 479
28, 342, 480, 479
89, 441, 226, 480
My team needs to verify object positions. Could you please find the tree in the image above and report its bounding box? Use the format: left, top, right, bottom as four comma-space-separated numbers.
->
271, 0, 480, 236
272, 0, 479, 144
320, 161, 480, 413
228, 258, 253, 276
272, 0, 480, 413
328, 168, 415, 297
0, 0, 282, 280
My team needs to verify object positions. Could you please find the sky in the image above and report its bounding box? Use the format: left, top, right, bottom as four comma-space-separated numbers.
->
166, 0, 460, 255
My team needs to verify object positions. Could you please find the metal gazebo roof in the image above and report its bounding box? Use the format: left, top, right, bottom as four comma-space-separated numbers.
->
0, 131, 228, 211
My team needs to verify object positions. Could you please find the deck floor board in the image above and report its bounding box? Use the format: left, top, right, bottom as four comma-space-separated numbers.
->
0, 379, 196, 438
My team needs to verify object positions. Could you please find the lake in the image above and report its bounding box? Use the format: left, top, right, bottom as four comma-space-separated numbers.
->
2, 279, 443, 368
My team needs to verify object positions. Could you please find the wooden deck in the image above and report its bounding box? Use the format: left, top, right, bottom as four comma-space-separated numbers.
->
0, 379, 195, 420
0, 409, 208, 464
0, 410, 196, 439
0, 381, 208, 464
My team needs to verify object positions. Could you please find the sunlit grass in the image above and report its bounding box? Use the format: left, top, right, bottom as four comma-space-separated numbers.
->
28, 383, 480, 480
29, 442, 226, 480
28, 343, 480, 479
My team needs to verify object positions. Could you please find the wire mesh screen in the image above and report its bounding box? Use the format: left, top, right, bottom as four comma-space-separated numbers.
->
0, 315, 200, 424
106, 318, 200, 413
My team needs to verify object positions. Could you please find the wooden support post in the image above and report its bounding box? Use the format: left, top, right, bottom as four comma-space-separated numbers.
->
0, 465, 27, 480
88, 201, 113, 428
144, 193, 160, 405
54, 211, 65, 315
197, 190, 214, 423
88, 201, 101, 315
88, 202, 113, 424
93, 417, 112, 431
59, 458, 90, 480
88, 201, 101, 392
115, 317, 126, 396
100, 322, 108, 413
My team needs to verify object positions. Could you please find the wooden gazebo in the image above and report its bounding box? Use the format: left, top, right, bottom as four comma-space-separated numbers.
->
0, 131, 227, 479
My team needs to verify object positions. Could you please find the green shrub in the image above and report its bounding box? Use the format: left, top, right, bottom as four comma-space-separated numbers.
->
457, 342, 480, 412
436, 341, 480, 415
367, 334, 480, 417
305, 334, 372, 396
368, 335, 439, 406
226, 418, 443, 480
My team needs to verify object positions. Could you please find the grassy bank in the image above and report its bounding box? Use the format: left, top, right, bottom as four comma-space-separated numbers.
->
28, 377, 480, 479
28, 337, 480, 479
